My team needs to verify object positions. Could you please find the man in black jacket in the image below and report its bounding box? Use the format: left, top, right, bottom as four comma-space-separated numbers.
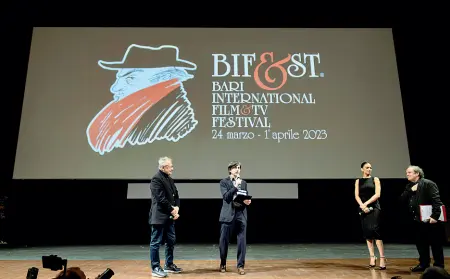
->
149, 156, 182, 278
218, 161, 251, 275
400, 165, 446, 272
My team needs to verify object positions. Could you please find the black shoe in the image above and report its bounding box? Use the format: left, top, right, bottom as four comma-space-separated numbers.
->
164, 263, 182, 273
378, 256, 387, 270
368, 256, 377, 268
220, 265, 226, 272
410, 264, 429, 272
152, 266, 168, 278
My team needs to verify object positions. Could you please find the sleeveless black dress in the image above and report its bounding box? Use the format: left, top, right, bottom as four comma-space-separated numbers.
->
358, 177, 382, 240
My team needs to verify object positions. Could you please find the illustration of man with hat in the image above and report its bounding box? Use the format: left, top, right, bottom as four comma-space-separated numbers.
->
86, 44, 198, 155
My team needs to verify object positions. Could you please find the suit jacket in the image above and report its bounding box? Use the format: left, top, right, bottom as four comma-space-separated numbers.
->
219, 176, 249, 223
400, 178, 444, 221
149, 170, 180, 225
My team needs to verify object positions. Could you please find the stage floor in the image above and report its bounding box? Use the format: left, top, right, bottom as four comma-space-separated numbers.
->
1, 243, 450, 278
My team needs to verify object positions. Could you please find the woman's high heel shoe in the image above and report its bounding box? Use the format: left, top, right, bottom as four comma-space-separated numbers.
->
378, 256, 387, 270
368, 255, 377, 268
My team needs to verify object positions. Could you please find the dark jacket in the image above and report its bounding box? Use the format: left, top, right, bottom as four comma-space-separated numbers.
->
400, 178, 444, 221
219, 176, 249, 223
149, 170, 180, 225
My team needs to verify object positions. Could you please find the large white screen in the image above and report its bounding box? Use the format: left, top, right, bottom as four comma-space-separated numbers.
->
13, 27, 410, 179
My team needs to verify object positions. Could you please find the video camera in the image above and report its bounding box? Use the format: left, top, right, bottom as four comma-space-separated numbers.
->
26, 254, 114, 279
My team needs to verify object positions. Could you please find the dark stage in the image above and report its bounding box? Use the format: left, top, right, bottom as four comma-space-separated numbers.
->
1, 244, 449, 278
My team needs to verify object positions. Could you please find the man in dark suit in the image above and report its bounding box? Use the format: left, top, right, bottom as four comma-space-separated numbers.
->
219, 161, 251, 275
149, 156, 182, 278
400, 165, 446, 272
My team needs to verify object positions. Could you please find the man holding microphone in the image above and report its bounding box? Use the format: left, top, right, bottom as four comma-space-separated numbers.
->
218, 161, 251, 275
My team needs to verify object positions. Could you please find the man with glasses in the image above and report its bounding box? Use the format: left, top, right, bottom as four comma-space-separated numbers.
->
218, 161, 252, 275
400, 165, 446, 272
149, 156, 182, 278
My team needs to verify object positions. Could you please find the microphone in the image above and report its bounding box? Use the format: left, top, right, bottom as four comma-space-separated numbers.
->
170, 206, 179, 219
359, 207, 373, 215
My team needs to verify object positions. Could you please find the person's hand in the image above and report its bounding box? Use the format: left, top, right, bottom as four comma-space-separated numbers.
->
171, 206, 179, 215
360, 204, 366, 210
411, 184, 418, 191
429, 217, 437, 223
244, 199, 251, 205
363, 207, 370, 213
173, 214, 180, 220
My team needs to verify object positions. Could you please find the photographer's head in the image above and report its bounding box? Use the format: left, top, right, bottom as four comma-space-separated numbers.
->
421, 266, 450, 279
53, 267, 86, 279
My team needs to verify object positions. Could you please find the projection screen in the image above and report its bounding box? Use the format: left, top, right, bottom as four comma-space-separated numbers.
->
13, 27, 410, 180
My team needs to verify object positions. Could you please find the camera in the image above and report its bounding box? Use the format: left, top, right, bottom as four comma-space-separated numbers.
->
42, 255, 67, 271
26, 267, 39, 279
96, 268, 114, 279
25, 254, 114, 278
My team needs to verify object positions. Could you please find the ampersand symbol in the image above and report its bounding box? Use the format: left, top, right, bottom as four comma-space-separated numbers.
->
240, 105, 252, 115
254, 52, 291, 91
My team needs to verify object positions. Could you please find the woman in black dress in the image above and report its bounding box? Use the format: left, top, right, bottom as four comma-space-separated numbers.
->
354, 161, 386, 269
